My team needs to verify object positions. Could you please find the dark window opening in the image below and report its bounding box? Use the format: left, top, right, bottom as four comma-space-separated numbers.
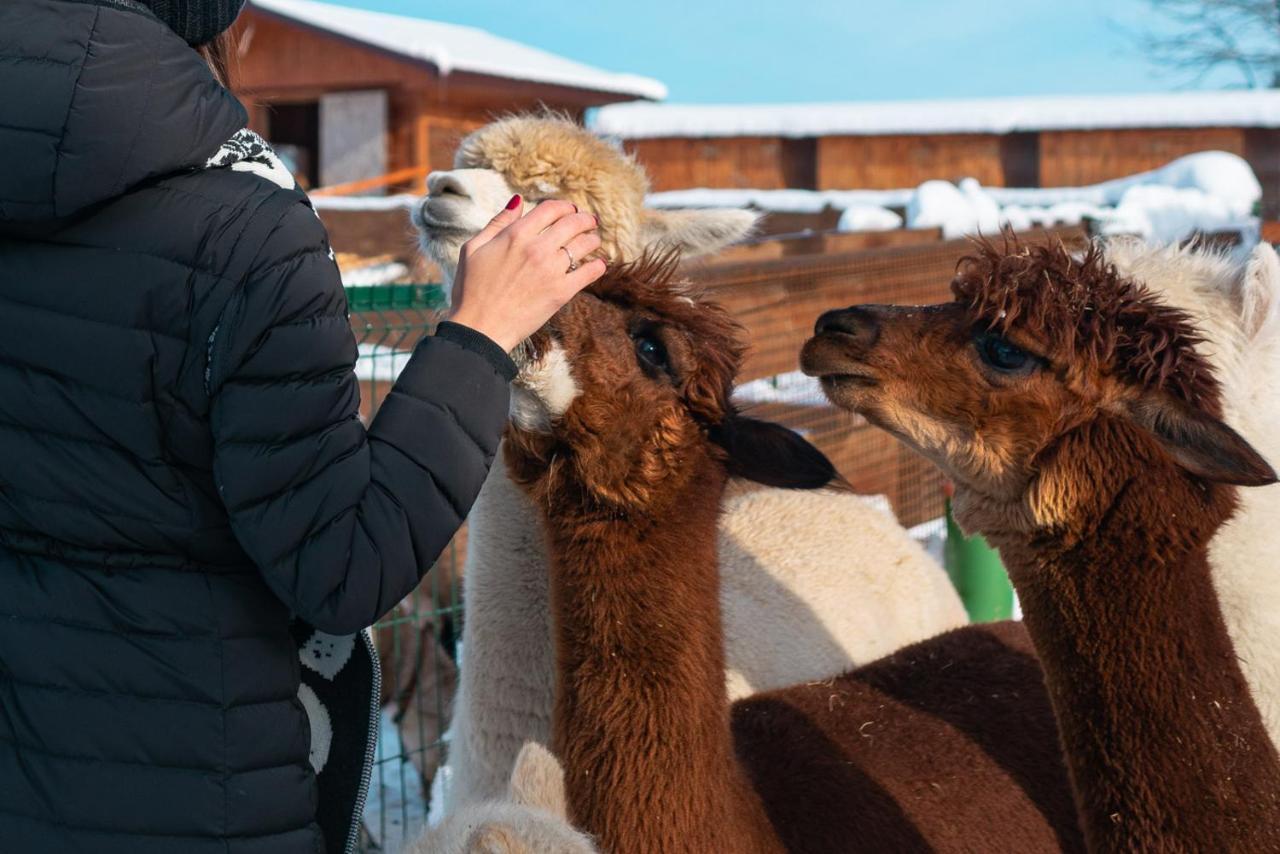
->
266, 102, 320, 190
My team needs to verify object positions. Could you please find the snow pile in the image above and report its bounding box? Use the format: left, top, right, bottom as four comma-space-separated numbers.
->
906, 178, 1000, 238
593, 91, 1280, 139
312, 194, 418, 212
645, 188, 905, 233
341, 261, 410, 287
646, 187, 914, 213
836, 205, 903, 232
906, 151, 1261, 244
734, 371, 826, 407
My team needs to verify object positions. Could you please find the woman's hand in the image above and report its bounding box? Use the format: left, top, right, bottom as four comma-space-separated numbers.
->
448, 195, 606, 353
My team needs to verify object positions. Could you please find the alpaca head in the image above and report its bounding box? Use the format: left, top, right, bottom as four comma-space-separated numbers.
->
412, 743, 596, 854
504, 254, 835, 515
411, 114, 760, 295
801, 237, 1277, 541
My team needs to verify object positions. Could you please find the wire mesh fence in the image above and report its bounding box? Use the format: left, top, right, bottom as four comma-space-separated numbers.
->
347, 284, 464, 851
349, 225, 1085, 850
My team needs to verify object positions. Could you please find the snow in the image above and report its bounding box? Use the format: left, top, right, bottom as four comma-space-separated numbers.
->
312, 194, 418, 212
649, 153, 1261, 246
905, 152, 1262, 243
249, 0, 666, 100
979, 150, 1261, 211
355, 345, 413, 382
733, 371, 826, 407
646, 187, 916, 212
836, 205, 903, 232
593, 91, 1280, 139
341, 261, 410, 287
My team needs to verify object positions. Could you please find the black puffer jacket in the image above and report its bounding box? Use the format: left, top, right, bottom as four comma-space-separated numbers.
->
0, 1, 514, 851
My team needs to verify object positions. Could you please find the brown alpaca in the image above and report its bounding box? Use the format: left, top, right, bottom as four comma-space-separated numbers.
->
504, 256, 1084, 853
803, 237, 1280, 850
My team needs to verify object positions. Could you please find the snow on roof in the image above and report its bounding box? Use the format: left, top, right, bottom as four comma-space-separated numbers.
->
592, 91, 1280, 139
248, 0, 666, 100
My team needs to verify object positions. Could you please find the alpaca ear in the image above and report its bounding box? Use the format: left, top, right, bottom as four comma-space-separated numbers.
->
508, 742, 569, 819
1124, 395, 1278, 486
639, 208, 761, 258
711, 415, 842, 490
1243, 241, 1280, 340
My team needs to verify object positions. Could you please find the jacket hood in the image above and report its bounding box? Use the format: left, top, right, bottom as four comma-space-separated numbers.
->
0, 0, 247, 229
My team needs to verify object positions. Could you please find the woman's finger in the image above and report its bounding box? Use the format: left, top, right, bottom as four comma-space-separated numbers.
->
510, 199, 578, 237
463, 194, 523, 256
538, 212, 599, 256
562, 258, 608, 294
560, 232, 603, 270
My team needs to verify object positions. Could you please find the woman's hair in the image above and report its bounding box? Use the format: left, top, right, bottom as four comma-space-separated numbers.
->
197, 32, 235, 88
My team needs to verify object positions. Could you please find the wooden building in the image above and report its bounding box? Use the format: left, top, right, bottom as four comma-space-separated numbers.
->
226, 0, 664, 191
593, 94, 1280, 215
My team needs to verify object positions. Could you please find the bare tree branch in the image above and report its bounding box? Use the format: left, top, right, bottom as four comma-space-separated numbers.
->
1139, 0, 1280, 87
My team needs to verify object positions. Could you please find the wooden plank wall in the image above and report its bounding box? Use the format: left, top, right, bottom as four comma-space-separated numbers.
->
816, 133, 1011, 188
626, 137, 816, 191
1037, 127, 1246, 186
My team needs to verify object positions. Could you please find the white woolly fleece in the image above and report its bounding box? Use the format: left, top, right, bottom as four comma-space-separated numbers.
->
1107, 237, 1280, 752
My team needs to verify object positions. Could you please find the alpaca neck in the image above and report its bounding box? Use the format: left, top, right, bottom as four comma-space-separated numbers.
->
453, 450, 555, 803
541, 454, 781, 854
1000, 466, 1280, 850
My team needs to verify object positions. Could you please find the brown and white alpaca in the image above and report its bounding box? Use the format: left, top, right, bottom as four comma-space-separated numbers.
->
411, 742, 596, 854
803, 238, 1280, 849
503, 256, 1083, 853
420, 115, 967, 818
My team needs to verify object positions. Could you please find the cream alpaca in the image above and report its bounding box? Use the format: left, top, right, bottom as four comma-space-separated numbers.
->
418, 115, 968, 819
412, 113, 761, 297
1106, 237, 1280, 750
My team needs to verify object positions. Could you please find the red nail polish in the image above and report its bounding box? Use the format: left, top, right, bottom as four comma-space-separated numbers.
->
572, 204, 579, 212
593, 215, 599, 226
505, 194, 521, 210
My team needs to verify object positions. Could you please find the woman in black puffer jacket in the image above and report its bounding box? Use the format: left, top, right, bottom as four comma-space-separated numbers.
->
0, 2, 605, 851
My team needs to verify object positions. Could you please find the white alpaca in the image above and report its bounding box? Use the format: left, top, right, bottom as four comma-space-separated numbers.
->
1106, 237, 1280, 750
419, 116, 969, 819
411, 742, 596, 854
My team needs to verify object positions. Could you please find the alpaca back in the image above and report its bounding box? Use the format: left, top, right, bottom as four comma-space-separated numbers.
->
1107, 238, 1280, 749
732, 621, 1083, 853
719, 481, 966, 697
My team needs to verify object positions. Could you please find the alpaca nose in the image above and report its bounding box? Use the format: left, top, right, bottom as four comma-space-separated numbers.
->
815, 307, 880, 349
426, 171, 470, 200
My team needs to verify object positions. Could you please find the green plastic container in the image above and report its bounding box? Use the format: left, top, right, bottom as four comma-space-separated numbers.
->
943, 498, 1014, 622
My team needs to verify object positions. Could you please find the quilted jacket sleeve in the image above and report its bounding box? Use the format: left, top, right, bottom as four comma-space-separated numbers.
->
208, 197, 514, 634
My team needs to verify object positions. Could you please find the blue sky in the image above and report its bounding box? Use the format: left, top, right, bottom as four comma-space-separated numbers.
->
338, 0, 1248, 103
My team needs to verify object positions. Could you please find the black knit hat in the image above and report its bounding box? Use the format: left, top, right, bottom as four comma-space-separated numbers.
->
137, 0, 247, 46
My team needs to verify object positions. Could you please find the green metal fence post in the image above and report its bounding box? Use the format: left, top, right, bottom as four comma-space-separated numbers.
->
943, 498, 1014, 622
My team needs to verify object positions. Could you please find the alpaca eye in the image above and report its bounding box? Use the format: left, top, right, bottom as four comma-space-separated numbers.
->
635, 335, 669, 371
975, 332, 1033, 373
